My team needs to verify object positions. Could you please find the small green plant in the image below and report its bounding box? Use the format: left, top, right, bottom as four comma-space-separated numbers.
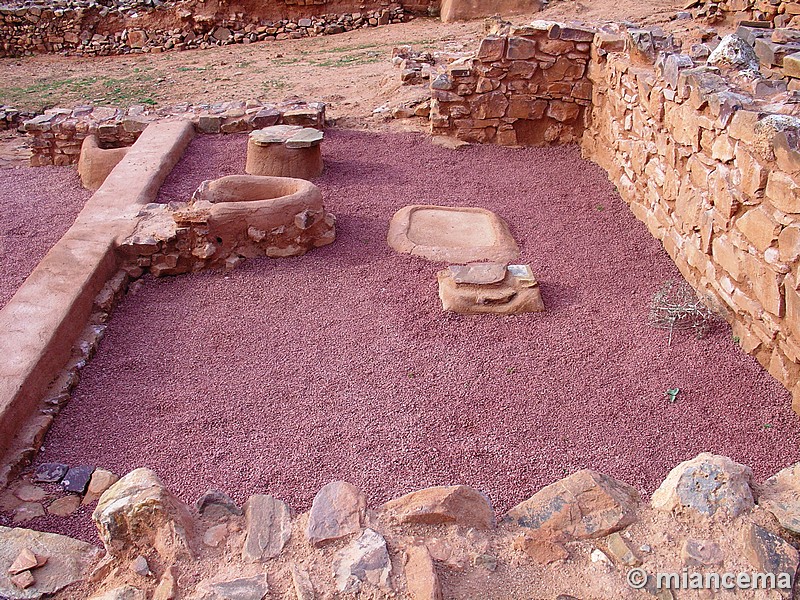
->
664, 387, 680, 403
506, 367, 516, 375
596, 204, 605, 211
732, 335, 741, 345
762, 423, 774, 430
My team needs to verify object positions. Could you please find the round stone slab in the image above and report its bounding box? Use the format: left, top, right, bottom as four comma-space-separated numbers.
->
387, 205, 520, 264
286, 128, 324, 149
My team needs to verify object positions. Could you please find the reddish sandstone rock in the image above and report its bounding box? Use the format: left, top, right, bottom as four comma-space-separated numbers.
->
404, 545, 442, 600
306, 481, 366, 546
759, 463, 800, 534
381, 485, 495, 529
513, 527, 570, 564
504, 470, 639, 539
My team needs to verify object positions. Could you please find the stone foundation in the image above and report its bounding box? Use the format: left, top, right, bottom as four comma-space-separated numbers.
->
3, 453, 800, 598
0, 0, 435, 58
428, 20, 594, 146
22, 100, 325, 167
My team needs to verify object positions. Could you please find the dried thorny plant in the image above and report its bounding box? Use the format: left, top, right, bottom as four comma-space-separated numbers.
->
649, 280, 720, 347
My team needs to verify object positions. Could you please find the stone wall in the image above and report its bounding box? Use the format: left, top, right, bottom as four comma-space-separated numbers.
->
0, 0, 434, 58
582, 29, 800, 412
22, 100, 325, 166
3, 452, 800, 598
428, 21, 594, 146
708, 0, 800, 28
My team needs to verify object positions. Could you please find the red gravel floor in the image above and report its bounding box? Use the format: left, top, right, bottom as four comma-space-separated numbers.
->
18, 130, 800, 540
0, 166, 90, 309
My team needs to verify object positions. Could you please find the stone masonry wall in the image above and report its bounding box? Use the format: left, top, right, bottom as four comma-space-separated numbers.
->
0, 0, 434, 58
582, 28, 800, 412
22, 100, 325, 166
429, 21, 594, 146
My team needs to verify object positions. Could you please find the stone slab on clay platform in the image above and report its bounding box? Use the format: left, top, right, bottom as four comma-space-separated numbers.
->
387, 205, 519, 264
437, 263, 544, 315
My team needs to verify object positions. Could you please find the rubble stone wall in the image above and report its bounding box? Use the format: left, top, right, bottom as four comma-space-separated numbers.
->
429, 22, 595, 145
22, 100, 325, 166
582, 35, 800, 411
713, 0, 800, 29
0, 0, 435, 58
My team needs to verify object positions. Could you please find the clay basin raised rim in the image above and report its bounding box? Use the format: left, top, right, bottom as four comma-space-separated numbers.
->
192, 174, 324, 236
387, 204, 520, 264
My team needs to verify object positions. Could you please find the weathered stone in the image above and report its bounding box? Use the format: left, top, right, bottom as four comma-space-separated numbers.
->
512, 528, 569, 564
130, 555, 150, 577
10, 570, 35, 590
83, 470, 119, 506
61, 465, 95, 494
13, 484, 47, 503
290, 564, 315, 600
779, 225, 800, 263
334, 528, 392, 594
504, 469, 639, 540
470, 91, 508, 120
736, 208, 780, 253
405, 545, 442, 600
13, 502, 45, 524
759, 463, 800, 534
477, 36, 505, 62
651, 453, 754, 518
605, 532, 641, 566
381, 485, 494, 529
47, 495, 81, 517
202, 523, 228, 548
662, 54, 694, 89
546, 100, 581, 123
152, 565, 177, 600
242, 495, 292, 562
707, 34, 760, 71
506, 36, 537, 60
196, 490, 242, 518
32, 463, 68, 484
8, 548, 39, 574
204, 574, 269, 600
766, 171, 800, 213
0, 525, 101, 599
742, 523, 798, 588
681, 539, 723, 566
754, 115, 800, 162
92, 468, 194, 559
306, 481, 366, 546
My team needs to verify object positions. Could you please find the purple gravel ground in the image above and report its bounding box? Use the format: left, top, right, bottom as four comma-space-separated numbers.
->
18, 130, 800, 540
0, 166, 91, 309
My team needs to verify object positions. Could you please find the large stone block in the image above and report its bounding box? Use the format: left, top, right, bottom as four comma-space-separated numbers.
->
735, 207, 780, 252
440, 0, 543, 23
766, 171, 800, 213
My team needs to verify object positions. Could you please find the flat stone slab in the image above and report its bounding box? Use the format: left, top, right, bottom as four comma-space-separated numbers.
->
387, 205, 520, 264
438, 264, 545, 315
250, 126, 323, 148
0, 526, 102, 599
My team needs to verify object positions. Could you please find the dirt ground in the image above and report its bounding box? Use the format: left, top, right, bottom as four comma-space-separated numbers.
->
0, 0, 683, 126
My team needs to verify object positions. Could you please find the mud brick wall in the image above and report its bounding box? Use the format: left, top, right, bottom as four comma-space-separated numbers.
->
0, 1, 434, 58
429, 23, 594, 146
23, 100, 325, 166
582, 35, 800, 411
